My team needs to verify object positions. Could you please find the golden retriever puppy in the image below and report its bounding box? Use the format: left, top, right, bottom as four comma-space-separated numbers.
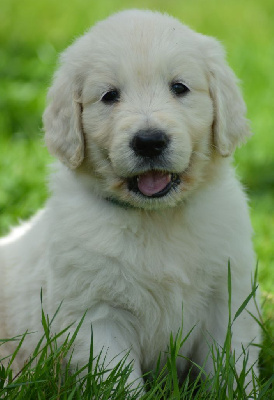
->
0, 10, 260, 393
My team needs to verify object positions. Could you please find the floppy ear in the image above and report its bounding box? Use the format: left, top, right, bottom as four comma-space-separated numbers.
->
204, 37, 251, 156
43, 62, 84, 169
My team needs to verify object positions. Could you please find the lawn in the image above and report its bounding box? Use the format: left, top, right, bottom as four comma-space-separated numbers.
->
0, 0, 273, 397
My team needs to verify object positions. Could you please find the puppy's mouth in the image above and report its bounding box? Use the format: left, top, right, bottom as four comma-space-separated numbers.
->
127, 171, 181, 198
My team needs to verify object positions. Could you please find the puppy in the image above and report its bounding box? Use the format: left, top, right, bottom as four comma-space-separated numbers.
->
0, 10, 260, 393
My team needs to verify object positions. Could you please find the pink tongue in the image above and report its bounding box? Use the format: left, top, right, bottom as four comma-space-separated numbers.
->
137, 171, 171, 196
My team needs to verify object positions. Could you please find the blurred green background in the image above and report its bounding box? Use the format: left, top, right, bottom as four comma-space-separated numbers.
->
0, 0, 273, 312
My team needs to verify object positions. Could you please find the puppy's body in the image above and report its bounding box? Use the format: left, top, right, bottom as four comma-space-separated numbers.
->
0, 10, 259, 392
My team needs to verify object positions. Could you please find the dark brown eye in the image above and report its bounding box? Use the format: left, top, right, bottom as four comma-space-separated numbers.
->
171, 82, 190, 97
101, 89, 120, 104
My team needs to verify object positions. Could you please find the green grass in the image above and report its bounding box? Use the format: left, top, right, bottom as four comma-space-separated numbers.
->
0, 272, 273, 399
0, 0, 273, 397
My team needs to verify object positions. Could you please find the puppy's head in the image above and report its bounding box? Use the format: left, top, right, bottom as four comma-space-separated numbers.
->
43, 10, 250, 209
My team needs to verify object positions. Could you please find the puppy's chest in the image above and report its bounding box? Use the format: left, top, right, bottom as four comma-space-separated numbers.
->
119, 223, 204, 281
95, 224, 211, 310
51, 211, 213, 320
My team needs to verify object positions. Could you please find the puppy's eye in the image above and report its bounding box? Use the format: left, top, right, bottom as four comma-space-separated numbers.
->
171, 82, 190, 97
101, 89, 120, 104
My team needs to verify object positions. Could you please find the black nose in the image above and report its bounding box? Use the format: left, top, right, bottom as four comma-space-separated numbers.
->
131, 129, 169, 158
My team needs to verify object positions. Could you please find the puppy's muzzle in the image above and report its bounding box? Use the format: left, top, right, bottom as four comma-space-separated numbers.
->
131, 129, 170, 158
126, 129, 181, 198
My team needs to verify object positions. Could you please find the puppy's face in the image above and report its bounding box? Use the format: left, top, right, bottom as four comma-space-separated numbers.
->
44, 11, 250, 209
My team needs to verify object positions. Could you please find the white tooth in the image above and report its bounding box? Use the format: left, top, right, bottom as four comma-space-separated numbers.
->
137, 176, 139, 182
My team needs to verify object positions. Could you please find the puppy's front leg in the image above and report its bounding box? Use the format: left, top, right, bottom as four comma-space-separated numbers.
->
191, 283, 259, 393
70, 312, 144, 393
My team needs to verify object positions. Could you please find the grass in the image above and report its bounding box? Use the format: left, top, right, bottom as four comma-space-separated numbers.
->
0, 0, 273, 397
0, 270, 273, 399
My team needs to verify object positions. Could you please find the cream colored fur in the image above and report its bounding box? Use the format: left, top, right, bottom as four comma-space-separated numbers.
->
0, 10, 259, 393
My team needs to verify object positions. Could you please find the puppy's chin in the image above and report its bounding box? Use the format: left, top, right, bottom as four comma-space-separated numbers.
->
107, 185, 184, 211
